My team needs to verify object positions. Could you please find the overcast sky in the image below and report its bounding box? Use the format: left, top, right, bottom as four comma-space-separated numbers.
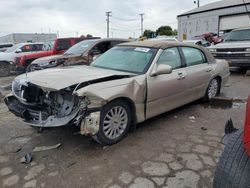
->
0, 0, 220, 38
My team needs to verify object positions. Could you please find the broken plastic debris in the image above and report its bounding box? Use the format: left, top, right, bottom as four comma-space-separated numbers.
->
20, 153, 33, 164
33, 143, 61, 152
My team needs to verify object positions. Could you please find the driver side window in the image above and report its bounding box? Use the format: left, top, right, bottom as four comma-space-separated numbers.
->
157, 47, 182, 70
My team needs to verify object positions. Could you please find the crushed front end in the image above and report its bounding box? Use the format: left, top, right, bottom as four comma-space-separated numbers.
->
4, 77, 98, 133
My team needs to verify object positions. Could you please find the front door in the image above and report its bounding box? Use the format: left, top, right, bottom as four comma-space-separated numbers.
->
146, 47, 188, 119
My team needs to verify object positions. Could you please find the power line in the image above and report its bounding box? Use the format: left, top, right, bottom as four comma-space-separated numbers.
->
110, 28, 141, 32
112, 16, 138, 22
242, 0, 250, 20
106, 11, 112, 38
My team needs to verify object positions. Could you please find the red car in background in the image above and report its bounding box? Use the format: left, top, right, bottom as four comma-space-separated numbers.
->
14, 37, 86, 72
214, 96, 250, 187
194, 32, 223, 45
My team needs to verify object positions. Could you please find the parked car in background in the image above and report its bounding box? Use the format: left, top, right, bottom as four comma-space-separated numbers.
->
27, 38, 129, 72
5, 41, 229, 145
213, 95, 250, 188
0, 43, 14, 52
149, 36, 178, 42
183, 40, 211, 47
194, 32, 222, 45
0, 42, 44, 76
14, 37, 89, 72
209, 28, 250, 73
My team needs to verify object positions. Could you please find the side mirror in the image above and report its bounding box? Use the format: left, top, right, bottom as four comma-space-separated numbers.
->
151, 64, 172, 76
15, 49, 22, 53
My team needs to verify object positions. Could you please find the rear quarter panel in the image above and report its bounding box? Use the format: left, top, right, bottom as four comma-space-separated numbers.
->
211, 59, 230, 86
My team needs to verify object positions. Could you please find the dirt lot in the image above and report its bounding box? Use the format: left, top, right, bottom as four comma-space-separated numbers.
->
0, 73, 249, 188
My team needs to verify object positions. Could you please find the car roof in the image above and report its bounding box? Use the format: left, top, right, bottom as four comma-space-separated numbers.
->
17, 42, 44, 45
118, 41, 215, 62
232, 27, 250, 31
119, 41, 201, 49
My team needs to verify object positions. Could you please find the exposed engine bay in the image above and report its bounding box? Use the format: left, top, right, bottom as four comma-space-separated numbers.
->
5, 78, 88, 128
4, 73, 132, 136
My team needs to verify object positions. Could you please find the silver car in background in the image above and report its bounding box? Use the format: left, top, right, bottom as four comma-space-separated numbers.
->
5, 41, 230, 145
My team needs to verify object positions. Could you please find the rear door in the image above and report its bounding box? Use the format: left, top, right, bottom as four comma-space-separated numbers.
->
146, 47, 188, 119
180, 47, 213, 100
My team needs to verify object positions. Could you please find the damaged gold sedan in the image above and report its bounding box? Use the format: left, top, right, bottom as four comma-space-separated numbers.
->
4, 41, 230, 145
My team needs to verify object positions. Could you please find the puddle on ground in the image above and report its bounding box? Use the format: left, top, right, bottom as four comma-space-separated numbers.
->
202, 97, 247, 109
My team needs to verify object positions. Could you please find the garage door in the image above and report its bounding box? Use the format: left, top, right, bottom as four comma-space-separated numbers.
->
219, 14, 250, 31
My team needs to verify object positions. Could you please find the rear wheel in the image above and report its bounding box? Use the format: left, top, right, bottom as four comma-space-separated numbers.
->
213, 130, 250, 188
0, 62, 10, 77
92, 100, 132, 146
204, 78, 221, 101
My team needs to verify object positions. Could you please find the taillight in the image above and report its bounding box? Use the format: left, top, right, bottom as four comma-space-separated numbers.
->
244, 96, 250, 156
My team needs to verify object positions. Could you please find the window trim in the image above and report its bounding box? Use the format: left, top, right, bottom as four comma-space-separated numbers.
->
180, 47, 208, 67
156, 47, 184, 70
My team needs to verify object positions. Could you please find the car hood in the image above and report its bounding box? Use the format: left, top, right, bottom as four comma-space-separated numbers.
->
210, 42, 250, 49
0, 52, 15, 62
31, 54, 63, 65
17, 65, 135, 91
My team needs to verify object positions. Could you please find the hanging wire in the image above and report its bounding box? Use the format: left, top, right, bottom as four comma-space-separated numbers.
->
112, 15, 138, 22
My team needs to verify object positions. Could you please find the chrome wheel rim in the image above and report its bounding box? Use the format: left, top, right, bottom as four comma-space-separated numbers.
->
208, 79, 218, 99
103, 106, 128, 139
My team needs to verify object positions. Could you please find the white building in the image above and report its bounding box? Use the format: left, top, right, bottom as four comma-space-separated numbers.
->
0, 33, 57, 44
177, 0, 250, 41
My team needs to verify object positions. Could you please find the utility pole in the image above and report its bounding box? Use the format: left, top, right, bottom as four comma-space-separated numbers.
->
106, 11, 112, 38
139, 13, 144, 37
194, 0, 200, 8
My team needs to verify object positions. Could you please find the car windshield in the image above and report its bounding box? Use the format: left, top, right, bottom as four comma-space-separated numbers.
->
5, 43, 23, 53
64, 39, 97, 55
224, 29, 250, 42
91, 46, 157, 74
43, 40, 55, 51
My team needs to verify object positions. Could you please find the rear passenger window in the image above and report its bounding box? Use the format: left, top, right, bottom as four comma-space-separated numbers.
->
32, 44, 43, 51
182, 47, 206, 67
157, 47, 182, 70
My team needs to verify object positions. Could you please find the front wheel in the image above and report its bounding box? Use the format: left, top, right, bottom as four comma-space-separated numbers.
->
92, 100, 132, 146
213, 130, 250, 188
204, 78, 221, 101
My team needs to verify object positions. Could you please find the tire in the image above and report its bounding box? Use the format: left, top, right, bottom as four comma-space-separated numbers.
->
92, 100, 132, 146
204, 77, 221, 101
0, 62, 11, 77
213, 130, 250, 188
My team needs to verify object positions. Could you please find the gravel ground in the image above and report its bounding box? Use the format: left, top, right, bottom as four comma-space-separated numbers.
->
0, 73, 249, 188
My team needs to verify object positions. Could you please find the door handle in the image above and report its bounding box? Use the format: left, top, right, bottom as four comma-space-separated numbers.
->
177, 73, 185, 80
